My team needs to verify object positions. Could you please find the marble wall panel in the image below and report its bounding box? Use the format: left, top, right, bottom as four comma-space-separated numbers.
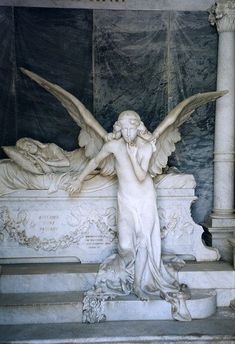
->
94, 10, 218, 223
14, 7, 93, 151
0, 7, 17, 155
93, 10, 168, 131
168, 11, 218, 223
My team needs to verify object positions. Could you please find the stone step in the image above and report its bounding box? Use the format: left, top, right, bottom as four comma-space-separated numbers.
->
0, 263, 97, 293
0, 291, 84, 325
0, 289, 216, 325
179, 262, 235, 307
1, 307, 234, 344
1, 261, 234, 306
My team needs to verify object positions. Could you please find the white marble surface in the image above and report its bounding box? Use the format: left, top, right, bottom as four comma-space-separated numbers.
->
209, 227, 235, 262
0, 292, 84, 325
1, 307, 235, 344
0, 174, 220, 263
1, 261, 234, 306
208, 1, 235, 265
103, 290, 216, 321
0, 307, 234, 344
0, 176, 118, 263
216, 288, 235, 307
213, 31, 235, 217
0, 289, 217, 325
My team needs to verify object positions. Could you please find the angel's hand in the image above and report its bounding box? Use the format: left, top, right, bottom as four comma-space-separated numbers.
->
67, 178, 83, 196
126, 143, 138, 159
105, 133, 114, 142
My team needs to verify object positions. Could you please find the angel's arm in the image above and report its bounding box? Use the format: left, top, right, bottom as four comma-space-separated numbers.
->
67, 143, 113, 195
127, 143, 152, 182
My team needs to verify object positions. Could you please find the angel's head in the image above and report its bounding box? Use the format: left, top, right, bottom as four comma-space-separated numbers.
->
113, 110, 153, 143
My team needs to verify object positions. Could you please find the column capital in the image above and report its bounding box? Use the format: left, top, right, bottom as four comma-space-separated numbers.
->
209, 0, 235, 32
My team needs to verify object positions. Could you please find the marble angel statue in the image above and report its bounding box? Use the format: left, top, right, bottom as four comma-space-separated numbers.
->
20, 68, 226, 322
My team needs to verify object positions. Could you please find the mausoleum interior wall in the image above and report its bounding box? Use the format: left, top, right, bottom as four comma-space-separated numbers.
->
0, 7, 218, 224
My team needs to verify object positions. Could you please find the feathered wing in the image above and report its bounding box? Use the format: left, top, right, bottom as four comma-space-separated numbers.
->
149, 90, 228, 176
21, 68, 115, 176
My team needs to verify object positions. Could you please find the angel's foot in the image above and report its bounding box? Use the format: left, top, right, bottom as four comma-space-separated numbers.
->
134, 287, 149, 301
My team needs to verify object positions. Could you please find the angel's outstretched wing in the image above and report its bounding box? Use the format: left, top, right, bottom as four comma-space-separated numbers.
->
149, 90, 228, 176
21, 68, 115, 176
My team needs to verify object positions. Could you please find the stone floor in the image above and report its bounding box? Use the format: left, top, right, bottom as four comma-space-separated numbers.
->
0, 307, 234, 344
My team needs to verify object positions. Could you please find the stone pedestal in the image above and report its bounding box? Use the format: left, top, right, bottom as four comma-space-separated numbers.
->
208, 0, 235, 261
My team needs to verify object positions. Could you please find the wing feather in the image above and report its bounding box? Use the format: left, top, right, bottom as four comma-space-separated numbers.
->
21, 68, 106, 159
150, 90, 228, 175
20, 68, 116, 176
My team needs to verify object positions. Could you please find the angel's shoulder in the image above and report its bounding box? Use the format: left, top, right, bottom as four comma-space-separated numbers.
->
102, 139, 121, 152
140, 139, 153, 151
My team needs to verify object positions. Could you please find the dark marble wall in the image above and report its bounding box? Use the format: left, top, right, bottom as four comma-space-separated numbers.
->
167, 12, 218, 225
0, 8, 17, 147
93, 10, 169, 131
0, 7, 93, 152
93, 10, 218, 223
0, 7, 218, 223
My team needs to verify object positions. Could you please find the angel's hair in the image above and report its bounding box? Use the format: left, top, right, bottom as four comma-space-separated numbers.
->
16, 137, 47, 151
112, 110, 154, 141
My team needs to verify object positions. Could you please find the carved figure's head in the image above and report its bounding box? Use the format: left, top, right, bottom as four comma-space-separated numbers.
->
112, 110, 153, 143
16, 137, 44, 154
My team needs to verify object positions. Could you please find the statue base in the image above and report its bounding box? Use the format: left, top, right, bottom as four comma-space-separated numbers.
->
0, 288, 216, 325
1, 261, 234, 325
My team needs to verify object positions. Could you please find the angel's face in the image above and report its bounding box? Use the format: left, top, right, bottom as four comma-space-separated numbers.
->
119, 118, 139, 144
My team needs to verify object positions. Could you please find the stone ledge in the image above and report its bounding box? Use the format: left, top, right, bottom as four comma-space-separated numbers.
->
0, 307, 234, 344
0, 289, 217, 324
1, 262, 234, 298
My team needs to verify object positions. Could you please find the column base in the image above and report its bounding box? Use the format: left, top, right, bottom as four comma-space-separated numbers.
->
206, 227, 235, 263
210, 215, 235, 228
210, 211, 235, 220
207, 214, 235, 263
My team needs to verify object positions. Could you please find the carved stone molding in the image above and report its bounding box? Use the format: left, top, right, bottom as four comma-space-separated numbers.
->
0, 205, 117, 252
209, 0, 235, 32
83, 292, 109, 323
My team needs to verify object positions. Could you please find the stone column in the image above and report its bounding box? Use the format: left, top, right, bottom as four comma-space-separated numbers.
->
208, 0, 235, 262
